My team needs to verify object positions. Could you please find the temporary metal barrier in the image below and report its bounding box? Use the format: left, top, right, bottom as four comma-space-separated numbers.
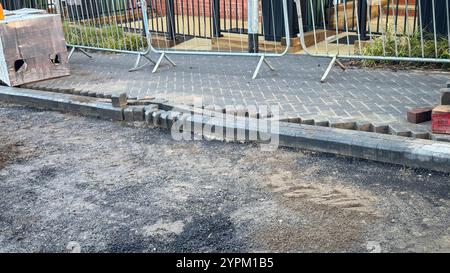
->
2, 0, 292, 78
294, 0, 450, 82
57, 0, 155, 71
144, 1, 264, 40
142, 0, 292, 79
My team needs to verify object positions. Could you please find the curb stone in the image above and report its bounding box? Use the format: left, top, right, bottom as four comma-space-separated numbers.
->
2, 86, 450, 173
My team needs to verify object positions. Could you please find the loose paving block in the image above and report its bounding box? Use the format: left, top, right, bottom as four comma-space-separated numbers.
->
167, 111, 181, 129
432, 105, 450, 134
431, 133, 450, 142
235, 105, 247, 117
152, 111, 162, 126
111, 93, 127, 108
372, 123, 389, 134
257, 107, 272, 119
298, 115, 314, 125
145, 107, 158, 124
204, 105, 215, 112
388, 124, 412, 137
225, 105, 236, 116
314, 117, 329, 127
411, 128, 430, 139
123, 107, 134, 122
355, 120, 372, 132
159, 111, 170, 128
287, 116, 302, 124
440, 88, 450, 105
248, 110, 259, 119
132, 106, 145, 121
328, 118, 356, 130
407, 108, 432, 124
62, 88, 75, 94
214, 105, 225, 114
95, 103, 124, 121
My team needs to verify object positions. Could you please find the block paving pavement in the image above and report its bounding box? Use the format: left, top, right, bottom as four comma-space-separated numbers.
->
23, 52, 450, 140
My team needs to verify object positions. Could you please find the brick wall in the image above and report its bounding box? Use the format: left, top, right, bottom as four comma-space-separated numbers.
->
151, 0, 248, 20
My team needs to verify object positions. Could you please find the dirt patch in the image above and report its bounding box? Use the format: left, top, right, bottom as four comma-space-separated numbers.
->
0, 142, 23, 170
0, 104, 449, 253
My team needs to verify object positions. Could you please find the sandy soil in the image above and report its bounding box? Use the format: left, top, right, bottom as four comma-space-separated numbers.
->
0, 104, 449, 253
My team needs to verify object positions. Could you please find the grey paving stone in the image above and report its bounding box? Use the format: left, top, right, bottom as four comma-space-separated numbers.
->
123, 108, 134, 122
159, 111, 170, 128
441, 88, 450, 105
225, 105, 236, 116
411, 128, 431, 139
287, 116, 302, 124
431, 133, 450, 143
372, 123, 389, 134
299, 115, 314, 125
328, 118, 357, 130
132, 106, 145, 121
95, 103, 124, 121
388, 124, 412, 137
355, 120, 372, 132
314, 117, 330, 127
152, 110, 162, 126
235, 105, 247, 117
111, 93, 127, 108
23, 52, 450, 142
214, 105, 225, 114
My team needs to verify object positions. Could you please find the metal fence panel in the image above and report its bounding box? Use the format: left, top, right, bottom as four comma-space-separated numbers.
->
1, 0, 292, 78
142, 0, 292, 78
294, 0, 450, 82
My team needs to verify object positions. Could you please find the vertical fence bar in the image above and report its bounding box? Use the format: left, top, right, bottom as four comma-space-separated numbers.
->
358, 0, 368, 40
248, 0, 259, 53
165, 0, 176, 40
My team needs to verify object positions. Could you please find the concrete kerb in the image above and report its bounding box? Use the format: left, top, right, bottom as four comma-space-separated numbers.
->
2, 86, 450, 173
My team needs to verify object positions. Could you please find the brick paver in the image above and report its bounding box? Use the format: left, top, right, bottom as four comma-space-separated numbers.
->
25, 51, 449, 138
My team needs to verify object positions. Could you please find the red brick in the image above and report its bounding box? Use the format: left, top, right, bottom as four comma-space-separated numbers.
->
432, 105, 450, 135
441, 88, 450, 105
153, 0, 248, 19
407, 108, 432, 124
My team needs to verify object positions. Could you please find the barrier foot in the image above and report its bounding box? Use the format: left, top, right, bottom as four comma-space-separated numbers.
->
320, 55, 346, 83
68, 47, 92, 61
252, 55, 274, 80
129, 53, 157, 72
152, 53, 176, 74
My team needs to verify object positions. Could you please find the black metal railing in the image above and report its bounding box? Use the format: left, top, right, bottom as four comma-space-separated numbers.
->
301, 0, 430, 38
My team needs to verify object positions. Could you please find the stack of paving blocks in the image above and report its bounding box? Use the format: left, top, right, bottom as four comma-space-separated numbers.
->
0, 9, 70, 86
406, 82, 450, 136
432, 83, 450, 135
